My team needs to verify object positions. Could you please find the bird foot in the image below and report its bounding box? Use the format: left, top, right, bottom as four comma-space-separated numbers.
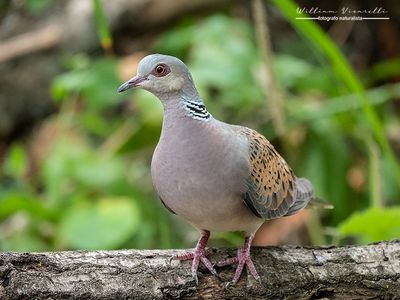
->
216, 235, 260, 285
174, 249, 219, 285
173, 230, 220, 285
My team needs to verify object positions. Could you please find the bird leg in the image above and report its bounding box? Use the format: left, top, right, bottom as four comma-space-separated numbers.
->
216, 234, 260, 285
174, 230, 219, 285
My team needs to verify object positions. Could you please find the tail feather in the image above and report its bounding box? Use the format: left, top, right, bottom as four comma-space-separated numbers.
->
285, 178, 333, 216
308, 197, 334, 209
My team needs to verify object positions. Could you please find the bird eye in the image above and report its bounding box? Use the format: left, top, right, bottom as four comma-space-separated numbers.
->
155, 64, 166, 75
151, 64, 170, 77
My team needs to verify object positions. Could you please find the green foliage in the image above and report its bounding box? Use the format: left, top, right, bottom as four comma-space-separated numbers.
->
287, 84, 400, 122
273, 0, 400, 244
93, 0, 112, 51
339, 207, 400, 243
52, 56, 122, 109
0, 192, 54, 221
41, 133, 128, 203
364, 58, 400, 85
58, 197, 139, 249
1, 4, 399, 251
273, 0, 400, 189
3, 144, 28, 179
154, 15, 263, 121
25, 0, 52, 14
190, 16, 262, 107
297, 120, 356, 223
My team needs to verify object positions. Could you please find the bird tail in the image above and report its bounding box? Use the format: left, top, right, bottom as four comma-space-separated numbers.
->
284, 178, 333, 216
308, 197, 334, 210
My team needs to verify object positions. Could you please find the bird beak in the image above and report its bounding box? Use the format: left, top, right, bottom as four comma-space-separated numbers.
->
117, 75, 147, 93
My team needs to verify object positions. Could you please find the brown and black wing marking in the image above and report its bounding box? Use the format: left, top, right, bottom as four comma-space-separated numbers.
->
237, 127, 313, 220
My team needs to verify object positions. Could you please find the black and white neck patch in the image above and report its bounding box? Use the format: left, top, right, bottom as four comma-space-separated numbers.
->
182, 98, 211, 121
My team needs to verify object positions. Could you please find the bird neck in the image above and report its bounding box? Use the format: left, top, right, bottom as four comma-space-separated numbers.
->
161, 83, 212, 122
180, 94, 211, 121
180, 81, 211, 121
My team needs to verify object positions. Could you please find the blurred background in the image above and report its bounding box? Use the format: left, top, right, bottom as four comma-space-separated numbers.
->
0, 0, 399, 252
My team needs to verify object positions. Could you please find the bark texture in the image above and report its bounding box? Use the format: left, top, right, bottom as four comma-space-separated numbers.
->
0, 240, 399, 299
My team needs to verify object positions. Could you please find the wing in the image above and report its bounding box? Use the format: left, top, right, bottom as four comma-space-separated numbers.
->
236, 127, 297, 220
285, 177, 314, 216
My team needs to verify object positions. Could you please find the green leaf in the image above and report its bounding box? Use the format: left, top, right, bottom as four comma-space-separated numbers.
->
273, 54, 313, 89
41, 136, 88, 205
189, 15, 262, 108
0, 192, 55, 220
287, 83, 400, 123
74, 155, 125, 189
58, 197, 140, 249
4, 144, 28, 178
364, 58, 400, 86
92, 0, 112, 51
339, 207, 400, 243
51, 58, 122, 109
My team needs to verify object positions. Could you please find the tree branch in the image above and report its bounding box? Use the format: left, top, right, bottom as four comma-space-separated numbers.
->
1, 240, 399, 299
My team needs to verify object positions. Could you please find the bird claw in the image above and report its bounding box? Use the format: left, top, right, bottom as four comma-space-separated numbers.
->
192, 271, 199, 286
174, 231, 219, 285
218, 235, 260, 285
175, 250, 219, 285
224, 273, 261, 289
173, 232, 260, 285
230, 251, 260, 284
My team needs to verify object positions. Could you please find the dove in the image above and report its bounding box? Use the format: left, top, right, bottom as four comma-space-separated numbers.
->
118, 54, 326, 285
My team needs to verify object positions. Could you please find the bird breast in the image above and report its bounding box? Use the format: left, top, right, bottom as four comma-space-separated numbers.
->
150, 119, 262, 232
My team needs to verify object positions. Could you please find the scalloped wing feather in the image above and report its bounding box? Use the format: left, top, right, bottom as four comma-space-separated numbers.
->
236, 127, 297, 219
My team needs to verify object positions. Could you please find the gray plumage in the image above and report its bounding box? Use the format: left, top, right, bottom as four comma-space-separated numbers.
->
117, 53, 320, 284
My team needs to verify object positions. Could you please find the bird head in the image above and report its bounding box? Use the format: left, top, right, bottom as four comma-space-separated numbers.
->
117, 54, 194, 99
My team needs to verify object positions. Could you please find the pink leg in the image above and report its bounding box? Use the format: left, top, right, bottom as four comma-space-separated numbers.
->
217, 234, 260, 285
174, 230, 219, 285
